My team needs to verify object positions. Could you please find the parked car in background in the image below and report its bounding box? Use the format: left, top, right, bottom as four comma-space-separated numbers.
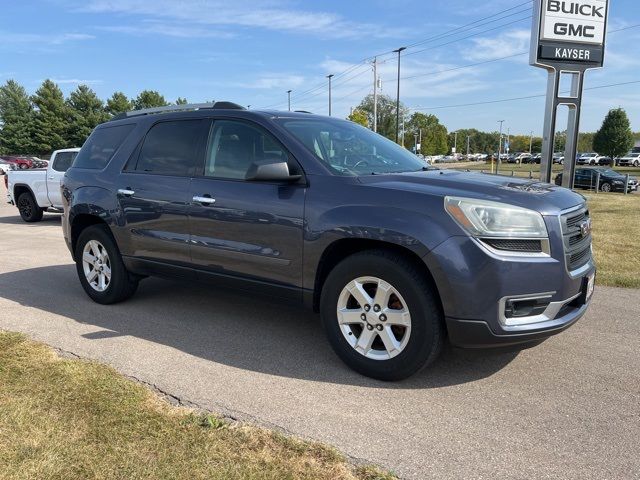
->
617, 152, 640, 167
555, 167, 638, 193
0, 158, 16, 175
60, 103, 595, 380
2, 156, 34, 169
577, 153, 612, 165
553, 153, 564, 164
6, 148, 80, 222
526, 153, 542, 164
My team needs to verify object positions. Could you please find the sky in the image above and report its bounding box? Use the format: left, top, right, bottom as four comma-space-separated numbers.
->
1, 0, 638, 135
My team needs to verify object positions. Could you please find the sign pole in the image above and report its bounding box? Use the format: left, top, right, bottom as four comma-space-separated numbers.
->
530, 0, 609, 186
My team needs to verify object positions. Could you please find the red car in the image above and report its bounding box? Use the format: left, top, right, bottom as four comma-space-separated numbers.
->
1, 156, 34, 169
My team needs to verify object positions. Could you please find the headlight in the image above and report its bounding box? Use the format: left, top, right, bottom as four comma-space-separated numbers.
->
613, 180, 623, 185
444, 196, 548, 238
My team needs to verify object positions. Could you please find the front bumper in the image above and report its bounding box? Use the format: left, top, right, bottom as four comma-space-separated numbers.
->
422, 217, 595, 348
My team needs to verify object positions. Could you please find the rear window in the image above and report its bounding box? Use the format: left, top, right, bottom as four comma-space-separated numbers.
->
133, 120, 203, 176
51, 151, 78, 172
73, 124, 135, 170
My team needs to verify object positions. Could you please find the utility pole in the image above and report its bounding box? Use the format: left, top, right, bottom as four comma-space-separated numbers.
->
287, 90, 292, 111
467, 135, 471, 156
372, 57, 378, 133
529, 130, 534, 154
453, 131, 458, 155
326, 74, 334, 116
393, 47, 406, 144
506, 127, 510, 155
414, 133, 418, 154
497, 120, 505, 175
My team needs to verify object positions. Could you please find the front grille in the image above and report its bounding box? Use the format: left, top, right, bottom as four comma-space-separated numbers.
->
561, 205, 592, 271
482, 239, 542, 252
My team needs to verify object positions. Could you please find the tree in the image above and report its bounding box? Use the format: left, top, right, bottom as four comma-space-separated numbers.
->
347, 109, 368, 127
578, 132, 595, 152
175, 97, 188, 105
133, 90, 168, 110
593, 108, 634, 159
404, 112, 448, 155
354, 94, 409, 142
106, 92, 132, 116
30, 80, 69, 154
0, 80, 34, 154
66, 85, 109, 147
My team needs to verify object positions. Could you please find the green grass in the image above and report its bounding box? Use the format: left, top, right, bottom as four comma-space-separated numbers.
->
582, 193, 640, 288
0, 331, 395, 480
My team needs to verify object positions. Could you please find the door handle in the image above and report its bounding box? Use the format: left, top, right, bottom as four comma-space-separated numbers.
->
118, 188, 135, 197
193, 195, 216, 205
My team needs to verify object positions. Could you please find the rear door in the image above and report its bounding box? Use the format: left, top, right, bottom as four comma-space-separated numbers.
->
116, 119, 207, 269
188, 118, 305, 298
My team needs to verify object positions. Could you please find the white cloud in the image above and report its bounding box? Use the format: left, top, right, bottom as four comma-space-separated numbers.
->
238, 73, 306, 90
49, 78, 103, 85
70, 0, 400, 39
0, 31, 94, 45
98, 21, 235, 39
464, 28, 530, 61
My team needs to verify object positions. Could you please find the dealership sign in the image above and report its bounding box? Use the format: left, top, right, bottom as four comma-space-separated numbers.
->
531, 0, 609, 67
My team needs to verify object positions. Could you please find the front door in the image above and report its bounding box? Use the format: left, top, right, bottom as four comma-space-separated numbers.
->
116, 119, 206, 267
189, 119, 305, 299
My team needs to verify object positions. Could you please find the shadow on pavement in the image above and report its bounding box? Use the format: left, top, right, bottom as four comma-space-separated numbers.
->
0, 264, 519, 388
0, 213, 62, 226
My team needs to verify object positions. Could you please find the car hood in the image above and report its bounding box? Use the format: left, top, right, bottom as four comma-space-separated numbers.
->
357, 169, 585, 215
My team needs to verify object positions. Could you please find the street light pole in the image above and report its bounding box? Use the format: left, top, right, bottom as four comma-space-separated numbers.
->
497, 120, 505, 175
372, 57, 378, 132
467, 135, 470, 156
453, 131, 458, 155
326, 74, 334, 116
529, 130, 534, 154
393, 47, 406, 144
287, 90, 292, 112
414, 133, 418, 154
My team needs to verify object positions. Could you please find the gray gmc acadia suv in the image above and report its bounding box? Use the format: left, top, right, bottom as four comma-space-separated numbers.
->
61, 103, 595, 380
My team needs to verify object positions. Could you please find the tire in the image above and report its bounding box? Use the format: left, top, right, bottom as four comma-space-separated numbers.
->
600, 182, 612, 193
75, 225, 139, 304
320, 250, 443, 381
634, 160, 639, 167
17, 192, 43, 222
18, 163, 27, 169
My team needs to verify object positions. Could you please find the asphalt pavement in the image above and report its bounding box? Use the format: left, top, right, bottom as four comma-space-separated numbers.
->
0, 201, 638, 479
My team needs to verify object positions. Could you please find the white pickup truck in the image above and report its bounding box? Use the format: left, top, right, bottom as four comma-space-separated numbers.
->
6, 148, 80, 222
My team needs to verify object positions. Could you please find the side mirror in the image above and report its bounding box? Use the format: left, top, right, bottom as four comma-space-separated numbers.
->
245, 159, 302, 182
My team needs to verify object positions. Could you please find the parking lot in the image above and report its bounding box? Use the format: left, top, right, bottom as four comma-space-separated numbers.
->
0, 201, 639, 479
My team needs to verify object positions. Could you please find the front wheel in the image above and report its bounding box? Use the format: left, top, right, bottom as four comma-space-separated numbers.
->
634, 160, 639, 167
320, 250, 443, 381
75, 225, 139, 304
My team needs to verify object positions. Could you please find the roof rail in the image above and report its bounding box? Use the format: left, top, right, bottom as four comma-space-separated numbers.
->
110, 101, 246, 121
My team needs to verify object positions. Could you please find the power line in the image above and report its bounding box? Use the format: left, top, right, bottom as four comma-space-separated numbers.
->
258, 0, 538, 108
409, 80, 640, 110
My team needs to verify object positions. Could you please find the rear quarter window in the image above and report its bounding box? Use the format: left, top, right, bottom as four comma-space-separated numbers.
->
73, 124, 135, 170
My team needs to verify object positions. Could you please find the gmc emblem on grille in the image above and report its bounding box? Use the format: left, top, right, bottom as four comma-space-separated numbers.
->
580, 219, 592, 237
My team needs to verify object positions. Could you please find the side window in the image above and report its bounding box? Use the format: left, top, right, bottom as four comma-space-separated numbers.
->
73, 124, 135, 170
204, 120, 289, 180
51, 151, 78, 172
135, 120, 203, 176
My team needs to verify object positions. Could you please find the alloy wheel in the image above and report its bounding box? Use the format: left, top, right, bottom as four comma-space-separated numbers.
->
336, 276, 411, 360
82, 240, 112, 292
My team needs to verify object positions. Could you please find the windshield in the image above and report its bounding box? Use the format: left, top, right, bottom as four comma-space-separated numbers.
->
277, 118, 426, 176
600, 169, 621, 176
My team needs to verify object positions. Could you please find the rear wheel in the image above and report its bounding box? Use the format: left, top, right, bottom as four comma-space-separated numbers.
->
600, 182, 612, 193
320, 250, 443, 381
17, 192, 43, 222
75, 225, 139, 304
